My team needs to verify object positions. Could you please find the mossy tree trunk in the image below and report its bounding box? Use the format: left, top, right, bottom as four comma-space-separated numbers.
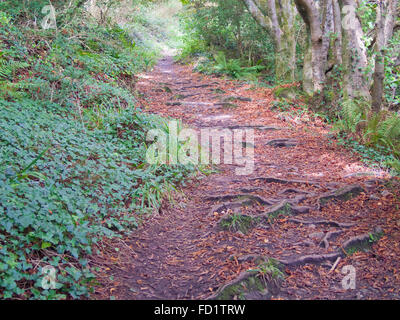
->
371, 0, 399, 113
338, 0, 370, 102
275, 0, 297, 82
302, 37, 314, 95
294, 0, 330, 94
242, 0, 297, 83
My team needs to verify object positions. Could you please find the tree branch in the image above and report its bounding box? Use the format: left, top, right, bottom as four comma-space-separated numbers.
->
242, 0, 273, 31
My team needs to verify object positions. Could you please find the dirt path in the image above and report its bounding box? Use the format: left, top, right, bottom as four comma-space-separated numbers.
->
92, 57, 400, 300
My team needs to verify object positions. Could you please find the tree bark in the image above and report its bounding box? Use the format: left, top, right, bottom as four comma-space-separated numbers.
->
332, 0, 342, 65
242, 0, 297, 82
338, 0, 370, 101
275, 0, 297, 82
294, 0, 327, 93
371, 0, 399, 113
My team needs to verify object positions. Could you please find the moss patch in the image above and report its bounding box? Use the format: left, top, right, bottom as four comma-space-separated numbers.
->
344, 228, 384, 256
214, 271, 268, 300
212, 258, 285, 300
319, 185, 364, 207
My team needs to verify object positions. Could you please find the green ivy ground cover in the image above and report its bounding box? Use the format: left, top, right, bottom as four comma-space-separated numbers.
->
0, 4, 196, 299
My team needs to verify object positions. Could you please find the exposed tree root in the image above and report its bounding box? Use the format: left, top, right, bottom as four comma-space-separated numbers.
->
210, 201, 249, 215
343, 172, 378, 178
217, 200, 310, 233
214, 102, 239, 109
222, 96, 252, 102
287, 218, 355, 228
205, 194, 274, 205
214, 124, 283, 131
212, 228, 384, 299
279, 252, 341, 267
208, 183, 367, 222
250, 176, 320, 186
265, 201, 313, 216
181, 84, 211, 90
318, 184, 365, 208
290, 205, 313, 214
229, 254, 265, 264
263, 200, 293, 219
208, 259, 283, 300
266, 139, 297, 148
340, 227, 383, 254
207, 271, 263, 300
239, 187, 263, 193
277, 188, 314, 196
319, 230, 344, 249
287, 194, 309, 205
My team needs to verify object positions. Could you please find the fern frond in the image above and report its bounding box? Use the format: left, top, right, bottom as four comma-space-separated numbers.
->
0, 58, 29, 80
338, 99, 367, 133
380, 113, 400, 141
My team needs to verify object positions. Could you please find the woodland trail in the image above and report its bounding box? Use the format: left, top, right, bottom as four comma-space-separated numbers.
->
92, 57, 400, 300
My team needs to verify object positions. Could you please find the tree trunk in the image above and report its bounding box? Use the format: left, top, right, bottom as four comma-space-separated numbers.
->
371, 0, 399, 113
339, 0, 370, 101
302, 36, 314, 95
332, 0, 342, 65
294, 0, 327, 93
242, 0, 297, 82
275, 0, 297, 82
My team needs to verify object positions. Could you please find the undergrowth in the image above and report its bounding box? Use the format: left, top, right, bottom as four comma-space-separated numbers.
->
176, 0, 273, 81
189, 52, 265, 80
333, 99, 400, 175
0, 1, 195, 299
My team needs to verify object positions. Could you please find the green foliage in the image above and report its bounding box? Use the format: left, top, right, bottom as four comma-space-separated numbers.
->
0, 58, 29, 81
336, 133, 400, 175
192, 51, 265, 80
357, 2, 400, 111
363, 112, 400, 156
176, 36, 207, 62
333, 97, 400, 173
219, 213, 256, 234
178, 0, 274, 78
0, 1, 196, 299
334, 99, 369, 134
212, 52, 265, 79
251, 259, 285, 281
271, 99, 304, 113
383, 31, 400, 110
248, 258, 285, 292
126, 0, 184, 53
385, 158, 400, 174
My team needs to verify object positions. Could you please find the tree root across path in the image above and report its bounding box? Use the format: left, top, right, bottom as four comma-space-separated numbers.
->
207, 182, 365, 225
205, 194, 275, 205
266, 138, 298, 148
216, 200, 294, 233
249, 176, 321, 186
213, 124, 284, 131
287, 218, 355, 228
318, 184, 365, 209
203, 180, 381, 299
277, 188, 315, 196
210, 227, 383, 300
208, 193, 314, 228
